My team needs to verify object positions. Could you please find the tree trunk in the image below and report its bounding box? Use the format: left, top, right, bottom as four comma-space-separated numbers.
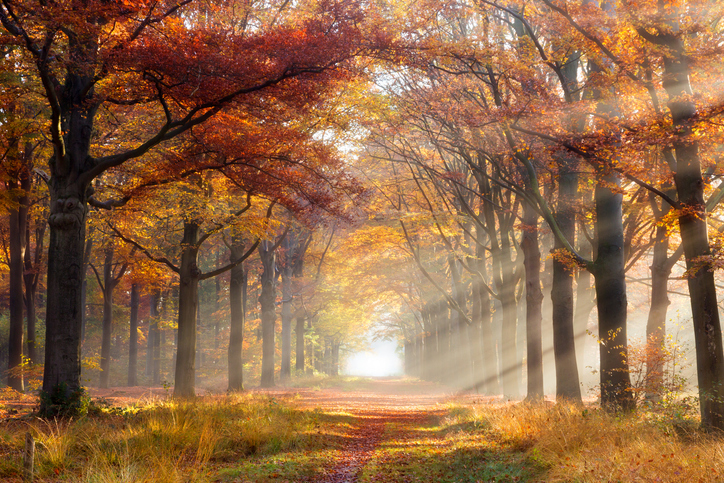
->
574, 239, 595, 382
23, 182, 43, 365
295, 315, 305, 373
499, 230, 520, 399
661, 33, 724, 429
259, 240, 277, 387
228, 236, 246, 391
153, 290, 163, 385
80, 232, 93, 347
42, 182, 90, 415
7, 177, 27, 392
128, 283, 140, 386
478, 242, 500, 395
646, 191, 676, 399
174, 222, 200, 398
99, 245, 114, 389
551, 163, 582, 403
522, 199, 544, 401
593, 172, 634, 410
449, 256, 468, 389
280, 236, 293, 381
469, 274, 484, 392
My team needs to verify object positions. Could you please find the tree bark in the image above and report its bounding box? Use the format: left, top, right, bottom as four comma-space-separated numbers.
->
42, 184, 89, 414
280, 235, 294, 381
593, 172, 634, 410
295, 315, 305, 373
522, 199, 544, 401
551, 162, 582, 403
449, 256, 468, 389
174, 222, 200, 398
228, 236, 246, 391
645, 191, 677, 399
99, 245, 114, 389
661, 33, 724, 429
259, 240, 278, 387
128, 283, 140, 386
23, 172, 43, 365
7, 175, 28, 392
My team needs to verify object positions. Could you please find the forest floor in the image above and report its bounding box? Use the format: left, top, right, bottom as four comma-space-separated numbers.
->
1, 377, 723, 482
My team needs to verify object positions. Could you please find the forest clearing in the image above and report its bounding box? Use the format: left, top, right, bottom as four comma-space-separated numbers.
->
1, 0, 724, 481
1, 377, 721, 482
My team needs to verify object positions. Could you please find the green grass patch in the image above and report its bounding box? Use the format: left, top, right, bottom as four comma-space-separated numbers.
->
358, 410, 543, 483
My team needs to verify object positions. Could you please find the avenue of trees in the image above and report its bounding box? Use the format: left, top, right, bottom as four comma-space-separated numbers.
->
1, 0, 724, 431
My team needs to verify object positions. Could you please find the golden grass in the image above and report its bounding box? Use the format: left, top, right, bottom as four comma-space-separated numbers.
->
0, 393, 325, 482
446, 399, 724, 482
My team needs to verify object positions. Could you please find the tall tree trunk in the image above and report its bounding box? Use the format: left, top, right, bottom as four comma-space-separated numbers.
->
99, 245, 114, 389
574, 238, 595, 382
522, 199, 544, 400
593, 172, 634, 410
174, 222, 200, 398
449, 256, 467, 389
295, 314, 305, 373
23, 177, 43, 365
645, 191, 677, 399
228, 236, 246, 391
259, 240, 277, 388
128, 283, 140, 386
42, 181, 90, 414
21, 150, 39, 365
280, 235, 294, 381
660, 32, 724, 429
7, 174, 28, 392
469, 273, 484, 392
80, 232, 93, 347
499, 228, 520, 398
551, 162, 582, 403
478, 241, 500, 395
153, 290, 163, 385
214, 251, 221, 350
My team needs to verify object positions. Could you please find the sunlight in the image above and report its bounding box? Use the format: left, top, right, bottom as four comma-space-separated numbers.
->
343, 340, 403, 377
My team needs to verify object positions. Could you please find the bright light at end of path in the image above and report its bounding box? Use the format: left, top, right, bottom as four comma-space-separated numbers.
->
343, 340, 402, 377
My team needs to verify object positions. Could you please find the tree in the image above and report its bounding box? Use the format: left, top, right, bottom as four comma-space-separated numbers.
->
0, 0, 368, 414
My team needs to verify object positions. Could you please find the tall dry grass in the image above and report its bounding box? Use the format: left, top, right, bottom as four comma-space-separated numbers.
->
446, 399, 724, 482
1, 393, 322, 482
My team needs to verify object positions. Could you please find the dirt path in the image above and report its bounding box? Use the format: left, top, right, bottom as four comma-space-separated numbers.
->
255, 379, 457, 483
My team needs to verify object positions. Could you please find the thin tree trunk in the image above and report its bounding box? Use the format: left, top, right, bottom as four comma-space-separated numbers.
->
7, 177, 27, 392
522, 199, 544, 400
551, 162, 582, 403
80, 232, 94, 347
128, 283, 140, 386
280, 235, 293, 381
295, 315, 305, 373
259, 240, 277, 387
23, 181, 43, 365
645, 191, 677, 399
449, 256, 467, 389
574, 239, 595, 381
228, 236, 246, 391
99, 245, 114, 389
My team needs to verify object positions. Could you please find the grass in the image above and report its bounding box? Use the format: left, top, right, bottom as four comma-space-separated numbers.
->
0, 392, 343, 482
1, 382, 724, 482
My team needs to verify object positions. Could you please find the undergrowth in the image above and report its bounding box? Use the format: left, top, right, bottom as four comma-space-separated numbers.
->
0, 393, 333, 482
442, 398, 724, 482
